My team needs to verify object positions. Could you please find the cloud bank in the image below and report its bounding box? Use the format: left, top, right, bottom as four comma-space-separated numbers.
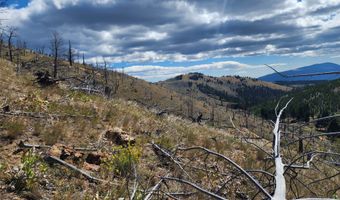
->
1, 0, 340, 80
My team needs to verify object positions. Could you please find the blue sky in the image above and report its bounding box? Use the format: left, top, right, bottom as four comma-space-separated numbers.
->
7, 0, 28, 8
2, 0, 340, 82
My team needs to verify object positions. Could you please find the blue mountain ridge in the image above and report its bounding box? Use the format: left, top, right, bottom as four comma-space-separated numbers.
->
259, 62, 340, 82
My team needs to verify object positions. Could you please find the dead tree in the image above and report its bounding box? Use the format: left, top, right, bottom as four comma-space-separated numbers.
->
50, 31, 63, 78
82, 53, 85, 65
68, 40, 73, 66
0, 30, 3, 58
7, 26, 17, 62
102, 57, 108, 86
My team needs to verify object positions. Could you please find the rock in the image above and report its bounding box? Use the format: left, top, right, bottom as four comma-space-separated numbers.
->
83, 162, 100, 172
104, 127, 135, 146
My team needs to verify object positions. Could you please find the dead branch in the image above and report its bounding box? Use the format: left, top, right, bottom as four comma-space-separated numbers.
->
130, 164, 138, 200
177, 146, 272, 199
45, 155, 105, 183
284, 151, 340, 172
265, 64, 340, 77
152, 142, 192, 179
230, 116, 273, 158
144, 178, 165, 200
162, 176, 227, 200
283, 132, 340, 147
18, 141, 98, 152
70, 87, 103, 94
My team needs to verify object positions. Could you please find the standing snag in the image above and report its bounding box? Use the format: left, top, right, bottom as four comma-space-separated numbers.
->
7, 26, 17, 62
50, 31, 63, 78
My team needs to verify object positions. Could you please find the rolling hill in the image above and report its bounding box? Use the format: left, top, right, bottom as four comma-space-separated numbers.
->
259, 62, 340, 83
159, 73, 291, 109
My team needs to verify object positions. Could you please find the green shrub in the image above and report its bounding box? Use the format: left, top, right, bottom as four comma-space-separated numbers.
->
102, 145, 141, 177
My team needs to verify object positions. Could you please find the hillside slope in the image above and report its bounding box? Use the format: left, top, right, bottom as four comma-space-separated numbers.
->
0, 58, 281, 199
159, 73, 291, 109
0, 59, 338, 199
259, 62, 340, 83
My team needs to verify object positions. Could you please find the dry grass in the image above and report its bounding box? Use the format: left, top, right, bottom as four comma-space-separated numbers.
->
0, 57, 338, 199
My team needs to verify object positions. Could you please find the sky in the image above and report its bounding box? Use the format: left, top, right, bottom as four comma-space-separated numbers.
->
1, 0, 340, 82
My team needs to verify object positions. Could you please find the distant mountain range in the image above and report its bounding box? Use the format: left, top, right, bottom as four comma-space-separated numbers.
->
259, 62, 340, 83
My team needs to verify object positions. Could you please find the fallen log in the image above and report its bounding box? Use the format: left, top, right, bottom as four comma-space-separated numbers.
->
0, 110, 94, 119
45, 155, 105, 183
18, 141, 98, 152
70, 87, 103, 94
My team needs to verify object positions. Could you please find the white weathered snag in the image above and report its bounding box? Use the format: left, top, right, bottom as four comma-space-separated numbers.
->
272, 98, 292, 200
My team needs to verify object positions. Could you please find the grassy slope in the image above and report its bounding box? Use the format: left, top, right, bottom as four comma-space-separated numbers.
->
0, 59, 262, 199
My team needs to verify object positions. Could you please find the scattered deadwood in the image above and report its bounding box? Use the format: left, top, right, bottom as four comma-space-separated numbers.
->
0, 110, 94, 119
177, 146, 273, 199
45, 155, 105, 183
162, 177, 227, 200
151, 142, 191, 179
144, 176, 167, 200
70, 87, 103, 94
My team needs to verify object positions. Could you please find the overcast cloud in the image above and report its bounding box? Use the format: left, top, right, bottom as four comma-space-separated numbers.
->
1, 0, 340, 81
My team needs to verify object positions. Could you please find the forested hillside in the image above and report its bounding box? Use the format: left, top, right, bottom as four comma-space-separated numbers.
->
254, 79, 340, 130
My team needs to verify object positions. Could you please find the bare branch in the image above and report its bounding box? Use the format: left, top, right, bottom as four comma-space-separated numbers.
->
45, 156, 106, 183
177, 146, 272, 199
162, 176, 227, 200
265, 64, 340, 77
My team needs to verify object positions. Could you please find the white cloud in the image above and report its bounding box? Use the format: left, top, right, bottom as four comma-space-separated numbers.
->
0, 0, 340, 79
123, 61, 252, 80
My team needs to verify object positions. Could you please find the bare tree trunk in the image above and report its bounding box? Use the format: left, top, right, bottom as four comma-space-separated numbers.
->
50, 31, 63, 78
7, 27, 17, 62
68, 40, 73, 66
